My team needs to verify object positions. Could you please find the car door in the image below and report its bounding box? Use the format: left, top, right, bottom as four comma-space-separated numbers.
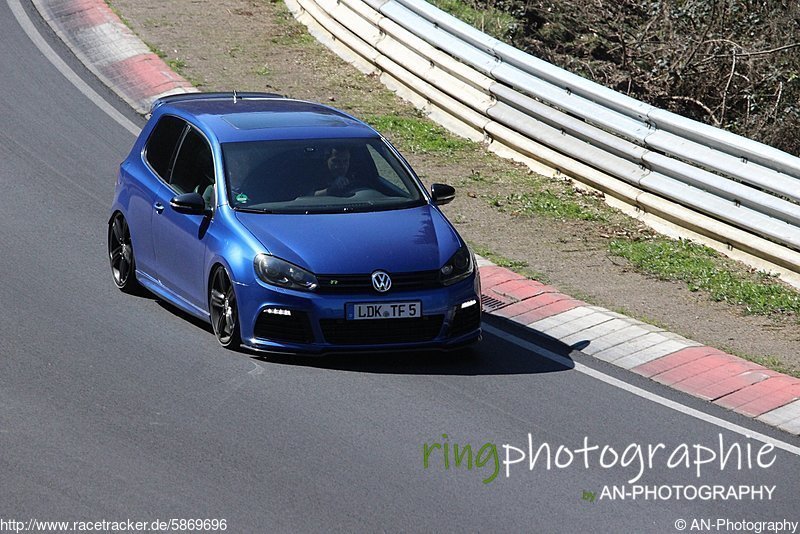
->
152, 124, 215, 312
129, 114, 186, 276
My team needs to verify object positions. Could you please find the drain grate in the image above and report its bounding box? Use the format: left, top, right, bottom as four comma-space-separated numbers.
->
481, 294, 509, 311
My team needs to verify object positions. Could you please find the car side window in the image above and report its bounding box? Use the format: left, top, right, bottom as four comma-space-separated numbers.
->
145, 115, 186, 179
170, 127, 215, 207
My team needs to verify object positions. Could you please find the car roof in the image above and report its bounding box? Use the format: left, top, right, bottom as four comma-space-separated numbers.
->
153, 93, 379, 144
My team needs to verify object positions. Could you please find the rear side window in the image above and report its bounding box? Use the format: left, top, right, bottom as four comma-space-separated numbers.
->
145, 115, 186, 179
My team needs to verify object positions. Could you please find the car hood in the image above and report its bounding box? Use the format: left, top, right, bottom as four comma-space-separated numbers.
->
234, 204, 462, 274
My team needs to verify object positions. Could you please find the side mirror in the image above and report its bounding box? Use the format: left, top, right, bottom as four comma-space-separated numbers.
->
431, 183, 456, 206
170, 192, 207, 215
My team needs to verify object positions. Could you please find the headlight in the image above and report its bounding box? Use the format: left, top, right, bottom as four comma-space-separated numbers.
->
440, 245, 474, 286
254, 254, 318, 291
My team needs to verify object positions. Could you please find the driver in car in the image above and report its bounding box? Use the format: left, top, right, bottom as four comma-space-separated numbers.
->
313, 146, 357, 196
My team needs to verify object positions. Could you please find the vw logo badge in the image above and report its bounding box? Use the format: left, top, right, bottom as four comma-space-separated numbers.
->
371, 271, 392, 293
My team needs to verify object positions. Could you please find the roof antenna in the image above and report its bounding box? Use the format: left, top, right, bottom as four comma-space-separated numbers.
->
233, 89, 238, 104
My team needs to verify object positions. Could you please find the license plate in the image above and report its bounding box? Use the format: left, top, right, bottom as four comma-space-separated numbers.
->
347, 301, 422, 320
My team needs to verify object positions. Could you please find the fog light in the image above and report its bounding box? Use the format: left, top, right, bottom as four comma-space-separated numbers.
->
461, 299, 478, 309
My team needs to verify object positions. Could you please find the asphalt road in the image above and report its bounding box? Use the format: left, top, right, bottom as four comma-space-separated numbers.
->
1, 3, 799, 532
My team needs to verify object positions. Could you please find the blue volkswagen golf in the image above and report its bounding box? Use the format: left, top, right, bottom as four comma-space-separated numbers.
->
108, 92, 481, 353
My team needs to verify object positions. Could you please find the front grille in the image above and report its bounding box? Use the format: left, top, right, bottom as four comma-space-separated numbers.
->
449, 304, 481, 338
320, 315, 444, 345
254, 310, 314, 343
316, 270, 440, 294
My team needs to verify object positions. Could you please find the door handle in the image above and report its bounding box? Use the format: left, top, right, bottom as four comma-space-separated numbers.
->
154, 202, 165, 214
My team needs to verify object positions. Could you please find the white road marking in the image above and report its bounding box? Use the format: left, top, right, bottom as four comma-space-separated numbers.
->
8, 0, 141, 136
483, 323, 800, 456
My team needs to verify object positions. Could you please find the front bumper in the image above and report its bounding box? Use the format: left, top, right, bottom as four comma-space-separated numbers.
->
236, 274, 481, 354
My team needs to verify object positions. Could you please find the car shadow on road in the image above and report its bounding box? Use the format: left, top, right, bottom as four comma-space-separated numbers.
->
250, 315, 577, 376
149, 296, 577, 375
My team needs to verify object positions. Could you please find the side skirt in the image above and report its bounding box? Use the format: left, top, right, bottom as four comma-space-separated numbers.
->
136, 270, 211, 323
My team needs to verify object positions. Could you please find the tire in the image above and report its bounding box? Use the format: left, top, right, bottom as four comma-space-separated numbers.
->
209, 266, 242, 349
108, 213, 141, 293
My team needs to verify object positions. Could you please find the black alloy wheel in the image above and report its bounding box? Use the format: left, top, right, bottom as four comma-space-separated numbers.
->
108, 213, 140, 292
209, 267, 241, 348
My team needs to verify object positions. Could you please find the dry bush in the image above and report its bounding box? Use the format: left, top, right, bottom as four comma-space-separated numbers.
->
473, 0, 800, 155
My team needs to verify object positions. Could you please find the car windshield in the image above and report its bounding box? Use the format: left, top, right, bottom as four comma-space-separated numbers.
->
222, 138, 426, 214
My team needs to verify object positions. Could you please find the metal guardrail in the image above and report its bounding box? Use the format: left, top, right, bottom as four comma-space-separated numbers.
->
285, 0, 800, 283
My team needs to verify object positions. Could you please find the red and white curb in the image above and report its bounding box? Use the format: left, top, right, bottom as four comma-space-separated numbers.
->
32, 0, 196, 115
478, 257, 800, 435
29, 0, 800, 437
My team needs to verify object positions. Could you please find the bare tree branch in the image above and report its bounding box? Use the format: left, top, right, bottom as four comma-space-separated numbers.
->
699, 42, 800, 61
773, 81, 783, 120
735, 42, 800, 58
720, 47, 737, 123
669, 95, 719, 125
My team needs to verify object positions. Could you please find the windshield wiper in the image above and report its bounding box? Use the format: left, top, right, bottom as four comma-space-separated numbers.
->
233, 206, 274, 213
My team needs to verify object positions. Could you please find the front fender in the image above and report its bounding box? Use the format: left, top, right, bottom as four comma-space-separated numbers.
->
203, 206, 265, 311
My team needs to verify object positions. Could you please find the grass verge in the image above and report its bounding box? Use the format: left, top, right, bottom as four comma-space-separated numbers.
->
469, 243, 550, 283
428, 0, 516, 41
610, 239, 800, 316
364, 114, 474, 155
490, 185, 607, 222
141, 42, 203, 87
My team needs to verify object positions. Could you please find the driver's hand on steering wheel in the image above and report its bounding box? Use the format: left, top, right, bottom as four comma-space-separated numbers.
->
326, 175, 352, 196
